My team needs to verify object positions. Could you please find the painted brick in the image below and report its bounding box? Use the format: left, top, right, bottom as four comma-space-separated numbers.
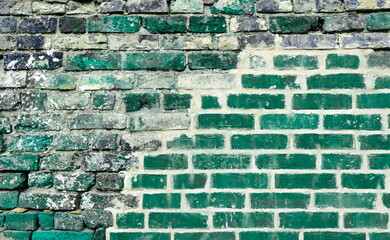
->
228, 94, 285, 109
279, 212, 338, 229
213, 212, 273, 228
193, 154, 251, 169
124, 52, 186, 71
305, 232, 365, 240
251, 193, 310, 209
307, 73, 365, 89
143, 16, 187, 33
198, 114, 254, 129
368, 154, 390, 169
342, 174, 385, 189
231, 134, 288, 149
292, 94, 352, 109
276, 174, 337, 189
123, 93, 160, 112
186, 192, 245, 208
189, 16, 227, 33
366, 13, 390, 31
143, 193, 181, 209
260, 114, 319, 129
326, 54, 360, 69
324, 114, 382, 130
295, 134, 353, 149
65, 53, 121, 71
344, 213, 388, 229
132, 174, 166, 189
357, 94, 390, 108
149, 213, 208, 229
110, 232, 169, 240
315, 193, 376, 209
257, 154, 316, 169
144, 154, 188, 170
88, 16, 141, 33
164, 94, 191, 110
116, 212, 144, 229
273, 55, 319, 69
242, 74, 299, 89
173, 174, 207, 189
322, 154, 362, 169
175, 232, 235, 240
212, 173, 268, 189
270, 16, 319, 33
167, 134, 224, 149
359, 135, 390, 150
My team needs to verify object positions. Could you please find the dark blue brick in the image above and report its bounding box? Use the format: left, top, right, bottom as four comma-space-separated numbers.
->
19, 17, 57, 34
17, 36, 45, 50
0, 17, 17, 33
59, 17, 87, 34
4, 52, 63, 70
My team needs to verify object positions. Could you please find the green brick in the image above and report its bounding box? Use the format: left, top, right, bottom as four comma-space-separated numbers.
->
357, 94, 390, 108
6, 213, 38, 230
375, 76, 390, 89
54, 212, 83, 231
305, 232, 365, 240
175, 232, 235, 240
173, 174, 207, 189
344, 213, 388, 229
132, 174, 167, 189
144, 154, 188, 170
324, 114, 381, 130
0, 116, 12, 133
167, 134, 224, 149
342, 174, 385, 189
368, 154, 390, 169
193, 154, 250, 169
260, 114, 319, 129
65, 53, 121, 71
2, 231, 31, 240
295, 134, 353, 149
292, 94, 352, 109
14, 114, 63, 131
0, 173, 26, 189
143, 16, 187, 33
228, 94, 285, 109
123, 93, 160, 112
0, 155, 39, 171
322, 154, 362, 169
8, 135, 53, 152
383, 194, 390, 208
257, 154, 316, 169
326, 54, 360, 69
274, 55, 319, 70
88, 15, 141, 33
0, 191, 18, 209
22, 92, 47, 111
186, 192, 245, 209
201, 96, 220, 109
93, 94, 115, 110
213, 212, 273, 228
54, 173, 95, 191
242, 74, 299, 89
307, 73, 365, 89
189, 16, 227, 33
116, 212, 144, 229
366, 13, 390, 31
211, 0, 254, 14
149, 212, 208, 229
315, 193, 376, 209
359, 135, 390, 150
231, 134, 288, 149
370, 233, 390, 240
164, 94, 191, 110
367, 52, 390, 68
270, 16, 319, 33
143, 193, 181, 209
28, 172, 53, 188
279, 212, 338, 229
188, 53, 238, 70
38, 212, 54, 230
54, 134, 90, 151
276, 174, 336, 189
251, 193, 310, 209
240, 232, 299, 240
110, 232, 169, 240
124, 53, 185, 71
198, 114, 254, 129
212, 173, 268, 189
32, 231, 94, 240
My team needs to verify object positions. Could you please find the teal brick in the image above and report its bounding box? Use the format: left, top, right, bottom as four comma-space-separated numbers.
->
0, 173, 26, 189
116, 212, 144, 229
88, 16, 141, 33
342, 174, 385, 189
201, 96, 220, 109
359, 135, 390, 150
132, 174, 167, 189
188, 53, 238, 70
370, 233, 390, 240
14, 114, 63, 131
231, 134, 288, 149
211, 0, 255, 14
198, 114, 254, 129
293, 94, 352, 109
175, 232, 235, 240
260, 114, 319, 129
2, 231, 31, 240
0, 191, 18, 209
92, 133, 118, 151
143, 193, 181, 209
383, 194, 390, 208
315, 193, 376, 209
322, 154, 362, 170
189, 16, 227, 33
38, 212, 54, 230
110, 232, 169, 240
357, 94, 390, 108
54, 212, 83, 231
173, 174, 207, 189
143, 16, 187, 33
149, 212, 208, 229
367, 52, 390, 68
279, 212, 338, 229
257, 154, 316, 169
144, 154, 188, 170
65, 53, 121, 71
368, 154, 390, 169
0, 116, 12, 133
167, 134, 224, 149
270, 16, 319, 33
324, 114, 381, 130
242, 74, 299, 89
193, 154, 251, 169
251, 193, 310, 209
164, 94, 191, 110
123, 93, 160, 112
124, 53, 185, 71
0, 155, 39, 171
54, 173, 95, 191
228, 94, 285, 109
295, 134, 353, 149
326, 54, 360, 69
32, 231, 94, 240
213, 212, 273, 228
28, 172, 53, 188
212, 173, 268, 189
344, 213, 388, 229
93, 94, 115, 110
186, 192, 245, 209
8, 135, 53, 152
276, 174, 336, 189
273, 55, 319, 70
305, 232, 365, 240
240, 232, 299, 240
307, 73, 365, 89
21, 92, 47, 111
6, 212, 38, 230
375, 76, 390, 89
54, 134, 90, 151
366, 13, 390, 31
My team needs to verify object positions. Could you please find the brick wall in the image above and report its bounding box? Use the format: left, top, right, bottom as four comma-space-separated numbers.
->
0, 0, 390, 239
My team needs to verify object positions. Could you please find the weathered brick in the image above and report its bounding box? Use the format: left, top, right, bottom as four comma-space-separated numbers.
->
28, 172, 53, 188
19, 17, 56, 33
149, 212, 208, 229
143, 16, 187, 33
242, 74, 298, 89
276, 174, 336, 189
32, 1, 65, 14
344, 213, 388, 229
54, 134, 90, 151
326, 54, 360, 69
270, 16, 319, 33
170, 0, 203, 13
4, 52, 63, 70
178, 73, 236, 89
366, 13, 390, 31
100, 0, 125, 13
144, 193, 181, 209
6, 213, 38, 230
83, 210, 113, 229
124, 52, 185, 71
307, 73, 365, 89
92, 133, 117, 151
315, 193, 376, 209
173, 174, 207, 189
27, 72, 76, 90
186, 192, 245, 209
0, 17, 17, 33
257, 154, 316, 169
16, 35, 45, 50
132, 174, 167, 189
96, 173, 124, 191
212, 173, 268, 189
375, 76, 390, 89
322, 154, 362, 170
68, 114, 126, 130
8, 135, 53, 152
82, 152, 137, 172
121, 132, 162, 151
48, 92, 89, 110
231, 16, 267, 32
21, 92, 47, 111
93, 94, 116, 110
79, 73, 135, 90
0, 155, 39, 171
125, 0, 168, 13
0, 116, 11, 133
0, 173, 26, 189
130, 113, 190, 131
189, 16, 227, 33
167, 134, 224, 149
19, 192, 78, 210
0, 191, 18, 209
322, 15, 365, 33
213, 212, 273, 228
211, 0, 254, 14
251, 193, 310, 209
59, 16, 86, 33
261, 114, 318, 129
193, 154, 251, 169
15, 114, 63, 132
198, 114, 254, 129
38, 212, 54, 230
274, 55, 318, 70
164, 93, 191, 110
54, 173, 95, 191
341, 33, 390, 49
280, 34, 337, 49
88, 16, 141, 33
116, 212, 144, 229
280, 212, 338, 228
228, 94, 285, 109
342, 174, 385, 189
176, 232, 235, 240
144, 154, 188, 170
54, 213, 83, 231
40, 153, 80, 171
80, 192, 137, 210
295, 134, 353, 149
65, 53, 121, 71
231, 134, 288, 149
0, 71, 26, 88
257, 0, 292, 12
0, 93, 20, 110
